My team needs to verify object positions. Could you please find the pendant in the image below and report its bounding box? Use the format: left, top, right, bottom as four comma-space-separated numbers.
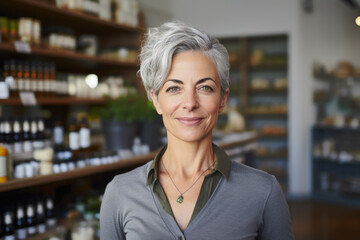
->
176, 195, 184, 204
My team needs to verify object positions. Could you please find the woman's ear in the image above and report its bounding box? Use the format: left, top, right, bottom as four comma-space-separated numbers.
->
150, 90, 162, 115
219, 88, 230, 113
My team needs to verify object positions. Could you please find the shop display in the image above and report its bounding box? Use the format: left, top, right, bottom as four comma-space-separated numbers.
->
312, 126, 360, 207
219, 35, 289, 190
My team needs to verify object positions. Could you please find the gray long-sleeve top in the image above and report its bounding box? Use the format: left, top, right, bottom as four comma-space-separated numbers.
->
100, 155, 294, 239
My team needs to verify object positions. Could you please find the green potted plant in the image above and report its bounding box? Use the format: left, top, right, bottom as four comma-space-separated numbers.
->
91, 93, 161, 151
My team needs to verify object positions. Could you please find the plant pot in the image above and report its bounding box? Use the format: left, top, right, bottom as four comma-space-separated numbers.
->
140, 116, 163, 151
101, 120, 137, 151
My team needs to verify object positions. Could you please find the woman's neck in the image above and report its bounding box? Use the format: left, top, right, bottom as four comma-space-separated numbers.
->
162, 135, 215, 178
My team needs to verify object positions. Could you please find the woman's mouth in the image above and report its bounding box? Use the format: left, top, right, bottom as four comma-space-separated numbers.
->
176, 117, 204, 126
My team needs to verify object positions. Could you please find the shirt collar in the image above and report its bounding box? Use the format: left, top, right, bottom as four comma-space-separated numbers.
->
146, 143, 231, 186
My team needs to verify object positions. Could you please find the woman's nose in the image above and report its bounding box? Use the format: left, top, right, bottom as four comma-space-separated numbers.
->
182, 90, 199, 111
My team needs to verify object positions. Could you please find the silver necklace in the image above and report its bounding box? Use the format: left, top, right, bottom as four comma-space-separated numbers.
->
161, 159, 216, 204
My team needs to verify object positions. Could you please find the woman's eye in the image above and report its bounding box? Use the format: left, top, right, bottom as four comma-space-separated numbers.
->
166, 86, 180, 93
199, 85, 213, 92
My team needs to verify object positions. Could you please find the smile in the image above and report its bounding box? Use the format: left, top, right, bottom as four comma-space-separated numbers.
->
176, 117, 204, 126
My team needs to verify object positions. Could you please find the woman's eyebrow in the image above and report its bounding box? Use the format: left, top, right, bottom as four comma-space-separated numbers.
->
165, 77, 217, 85
165, 79, 183, 84
197, 77, 217, 85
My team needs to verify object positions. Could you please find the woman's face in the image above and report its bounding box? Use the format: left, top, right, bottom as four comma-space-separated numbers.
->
151, 50, 229, 143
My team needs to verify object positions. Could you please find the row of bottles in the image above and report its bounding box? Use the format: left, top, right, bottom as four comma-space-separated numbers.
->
0, 115, 122, 182
0, 195, 56, 240
1, 60, 57, 98
0, 118, 48, 155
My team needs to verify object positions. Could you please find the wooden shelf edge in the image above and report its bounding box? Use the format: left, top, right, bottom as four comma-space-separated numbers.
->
0, 42, 138, 67
0, 139, 256, 192
0, 97, 107, 105
247, 88, 288, 94
0, 152, 156, 192
255, 153, 288, 159
2, 0, 144, 33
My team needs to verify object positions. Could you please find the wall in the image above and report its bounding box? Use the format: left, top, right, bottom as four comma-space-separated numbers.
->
140, 0, 360, 196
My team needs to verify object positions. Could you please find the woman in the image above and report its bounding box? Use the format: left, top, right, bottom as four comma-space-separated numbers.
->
100, 21, 294, 239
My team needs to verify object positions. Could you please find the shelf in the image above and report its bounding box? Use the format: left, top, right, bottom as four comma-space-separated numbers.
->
248, 62, 287, 70
255, 153, 288, 159
0, 42, 138, 72
258, 133, 288, 140
313, 158, 360, 167
314, 73, 360, 81
0, 153, 155, 193
0, 97, 107, 105
246, 112, 288, 118
0, 0, 144, 35
312, 125, 360, 132
247, 88, 287, 94
0, 138, 256, 193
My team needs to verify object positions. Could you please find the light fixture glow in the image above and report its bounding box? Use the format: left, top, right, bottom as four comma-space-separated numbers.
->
85, 74, 98, 88
355, 16, 360, 26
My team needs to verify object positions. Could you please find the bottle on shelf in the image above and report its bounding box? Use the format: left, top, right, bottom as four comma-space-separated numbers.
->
30, 62, 37, 96
30, 119, 40, 151
37, 63, 44, 97
37, 118, 45, 149
16, 61, 24, 94
8, 60, 17, 97
79, 116, 91, 156
43, 63, 51, 97
49, 63, 56, 97
0, 73, 9, 99
0, 144, 8, 183
15, 205, 27, 240
26, 203, 37, 236
2, 211, 15, 240
12, 119, 22, 154
2, 119, 13, 154
36, 200, 46, 234
23, 63, 31, 93
45, 197, 56, 228
22, 118, 32, 153
68, 117, 79, 161
0, 119, 3, 144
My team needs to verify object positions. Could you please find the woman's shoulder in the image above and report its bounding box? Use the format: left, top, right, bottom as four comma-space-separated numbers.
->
229, 160, 276, 186
108, 160, 152, 190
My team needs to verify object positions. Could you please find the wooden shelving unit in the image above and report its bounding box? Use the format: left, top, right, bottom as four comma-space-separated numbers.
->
219, 35, 289, 191
0, 97, 108, 105
0, 0, 144, 34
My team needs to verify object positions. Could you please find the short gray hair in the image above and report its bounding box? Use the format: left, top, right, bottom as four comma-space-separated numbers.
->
138, 21, 230, 101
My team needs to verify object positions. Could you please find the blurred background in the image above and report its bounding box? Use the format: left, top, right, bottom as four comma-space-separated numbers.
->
0, 0, 360, 239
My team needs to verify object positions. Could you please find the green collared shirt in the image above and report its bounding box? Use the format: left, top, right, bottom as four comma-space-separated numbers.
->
146, 143, 231, 223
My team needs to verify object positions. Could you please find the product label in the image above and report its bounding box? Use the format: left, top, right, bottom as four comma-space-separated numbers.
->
17, 78, 24, 91
37, 224, 46, 234
44, 80, 50, 92
16, 228, 27, 239
24, 79, 31, 91
14, 41, 31, 53
38, 80, 44, 92
31, 80, 37, 92
69, 132, 79, 150
0, 156, 7, 177
27, 226, 36, 235
53, 126, 64, 145
19, 92, 37, 106
23, 141, 32, 152
4, 235, 16, 240
79, 128, 90, 148
13, 142, 23, 154
47, 218, 56, 227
